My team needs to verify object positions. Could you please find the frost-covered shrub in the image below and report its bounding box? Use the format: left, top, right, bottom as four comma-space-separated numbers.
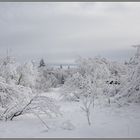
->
0, 56, 19, 84
0, 80, 33, 120
16, 61, 38, 89
36, 66, 59, 92
128, 45, 140, 66
62, 56, 128, 103
61, 72, 84, 101
115, 63, 140, 104
0, 79, 60, 121
61, 72, 97, 101
76, 57, 111, 80
113, 46, 140, 104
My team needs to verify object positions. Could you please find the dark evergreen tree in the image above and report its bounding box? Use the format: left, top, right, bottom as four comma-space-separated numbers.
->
60, 65, 63, 69
61, 74, 65, 84
39, 59, 46, 67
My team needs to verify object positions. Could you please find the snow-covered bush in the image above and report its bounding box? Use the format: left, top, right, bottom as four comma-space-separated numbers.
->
52, 67, 71, 85
114, 63, 140, 105
61, 72, 84, 101
0, 80, 33, 120
76, 57, 111, 81
113, 46, 140, 105
16, 61, 38, 89
61, 56, 129, 106
0, 56, 19, 84
36, 66, 59, 92
61, 71, 97, 101
0, 80, 60, 121
62, 71, 96, 125
128, 45, 140, 66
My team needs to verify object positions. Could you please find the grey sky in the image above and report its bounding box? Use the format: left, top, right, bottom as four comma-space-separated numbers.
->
0, 2, 139, 64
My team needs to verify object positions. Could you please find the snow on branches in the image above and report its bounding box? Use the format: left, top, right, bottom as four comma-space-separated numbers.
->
0, 77, 60, 123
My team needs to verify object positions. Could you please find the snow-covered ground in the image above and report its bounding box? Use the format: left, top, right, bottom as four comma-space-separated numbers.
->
0, 88, 140, 138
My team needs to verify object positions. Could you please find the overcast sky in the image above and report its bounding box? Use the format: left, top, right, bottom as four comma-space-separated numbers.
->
0, 2, 140, 64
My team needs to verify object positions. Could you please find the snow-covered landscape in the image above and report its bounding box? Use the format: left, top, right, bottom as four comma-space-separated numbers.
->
0, 87, 140, 138
0, 46, 140, 138
0, 2, 140, 138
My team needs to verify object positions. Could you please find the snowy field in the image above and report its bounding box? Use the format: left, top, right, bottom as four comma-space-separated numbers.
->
0, 88, 140, 138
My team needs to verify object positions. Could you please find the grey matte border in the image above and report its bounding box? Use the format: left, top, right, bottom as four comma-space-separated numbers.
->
0, 0, 140, 2
0, 138, 140, 139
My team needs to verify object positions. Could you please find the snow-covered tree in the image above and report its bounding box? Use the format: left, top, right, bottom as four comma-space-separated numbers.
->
62, 56, 128, 106
81, 95, 94, 126
16, 61, 38, 89
128, 45, 140, 65
0, 79, 60, 124
76, 57, 111, 81
61, 72, 83, 101
0, 56, 19, 85
62, 57, 110, 99
115, 63, 140, 104
36, 66, 59, 92
112, 46, 140, 105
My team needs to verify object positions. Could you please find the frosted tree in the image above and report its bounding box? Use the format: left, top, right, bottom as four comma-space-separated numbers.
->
112, 46, 140, 105
126, 44, 140, 66
0, 79, 60, 131
16, 61, 38, 89
115, 62, 140, 104
61, 72, 84, 101
36, 66, 59, 92
75, 57, 112, 85
62, 72, 97, 126
81, 95, 94, 126
62, 57, 111, 100
0, 56, 19, 85
80, 75, 97, 126
60, 65, 63, 69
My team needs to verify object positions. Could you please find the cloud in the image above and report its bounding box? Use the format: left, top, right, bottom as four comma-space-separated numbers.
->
0, 2, 139, 63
